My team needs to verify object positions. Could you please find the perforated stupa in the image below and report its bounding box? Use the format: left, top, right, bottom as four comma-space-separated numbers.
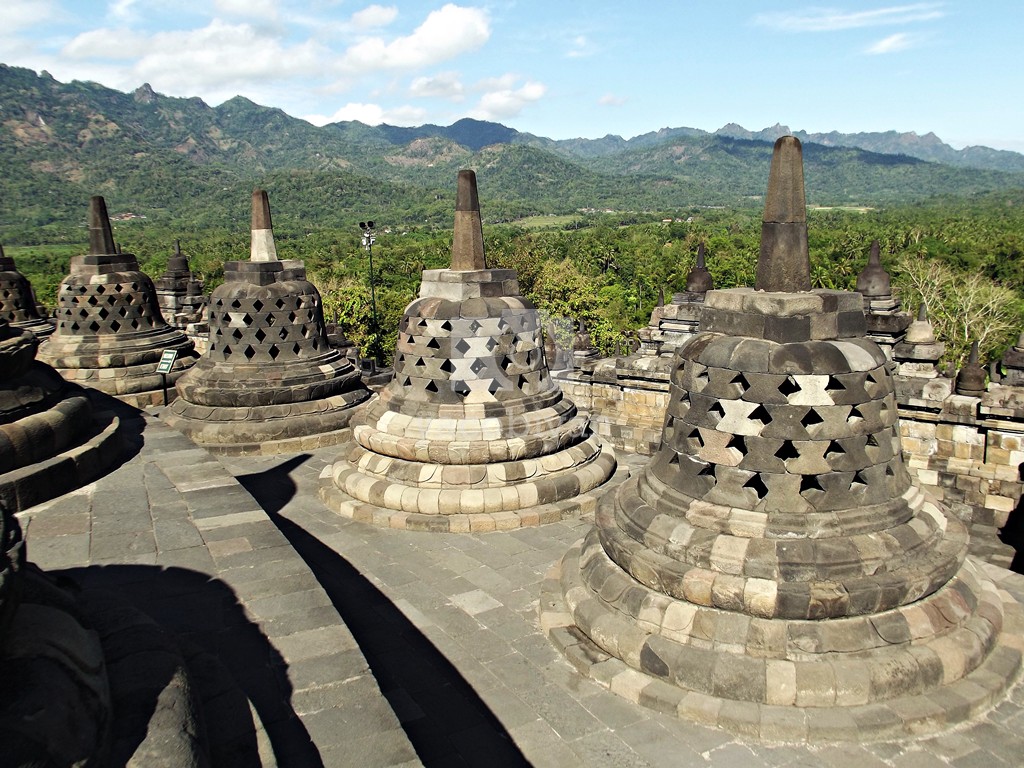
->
37, 196, 198, 406
163, 189, 369, 454
320, 170, 620, 532
542, 136, 1024, 741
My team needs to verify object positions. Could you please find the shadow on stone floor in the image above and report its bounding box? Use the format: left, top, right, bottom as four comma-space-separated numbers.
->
59, 564, 322, 768
238, 455, 531, 767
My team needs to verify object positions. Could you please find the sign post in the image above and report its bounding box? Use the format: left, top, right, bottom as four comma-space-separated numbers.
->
156, 349, 179, 406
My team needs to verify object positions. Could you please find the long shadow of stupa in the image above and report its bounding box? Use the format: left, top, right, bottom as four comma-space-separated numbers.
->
237, 455, 530, 767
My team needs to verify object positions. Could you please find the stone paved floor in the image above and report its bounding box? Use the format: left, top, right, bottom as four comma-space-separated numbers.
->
16, 406, 1024, 767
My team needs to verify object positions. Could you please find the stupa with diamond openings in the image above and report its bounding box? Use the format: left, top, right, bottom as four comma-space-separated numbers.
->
320, 170, 620, 532
0, 245, 53, 338
163, 189, 369, 454
37, 196, 198, 406
542, 136, 1024, 741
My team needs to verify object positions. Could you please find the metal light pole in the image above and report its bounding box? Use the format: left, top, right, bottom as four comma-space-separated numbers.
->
359, 221, 380, 366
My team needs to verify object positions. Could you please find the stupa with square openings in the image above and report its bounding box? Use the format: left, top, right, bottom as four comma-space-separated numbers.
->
542, 136, 1024, 741
37, 197, 198, 406
320, 170, 620, 532
163, 189, 369, 454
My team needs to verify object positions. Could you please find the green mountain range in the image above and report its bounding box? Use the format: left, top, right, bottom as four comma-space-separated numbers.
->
2, 63, 1022, 241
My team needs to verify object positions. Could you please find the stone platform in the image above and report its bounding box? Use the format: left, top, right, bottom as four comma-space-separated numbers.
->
15, 405, 1024, 766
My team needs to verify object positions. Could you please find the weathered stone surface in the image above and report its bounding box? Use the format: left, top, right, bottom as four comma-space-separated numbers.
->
544, 135, 1024, 742
164, 190, 369, 453
38, 196, 199, 405
321, 170, 618, 529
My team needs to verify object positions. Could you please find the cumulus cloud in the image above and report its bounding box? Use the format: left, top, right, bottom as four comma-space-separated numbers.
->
865, 32, 915, 53
340, 4, 489, 72
63, 19, 326, 94
303, 101, 427, 126
350, 4, 399, 29
754, 3, 944, 32
598, 93, 626, 107
6, 0, 55, 31
409, 71, 465, 100
470, 77, 545, 120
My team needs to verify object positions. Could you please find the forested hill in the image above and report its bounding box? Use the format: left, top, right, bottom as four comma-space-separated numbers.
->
2, 63, 1023, 241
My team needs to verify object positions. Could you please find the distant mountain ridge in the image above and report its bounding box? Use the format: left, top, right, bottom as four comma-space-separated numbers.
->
1, 63, 1022, 238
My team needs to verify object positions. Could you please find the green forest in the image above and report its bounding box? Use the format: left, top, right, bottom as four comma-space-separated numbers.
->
8, 189, 1024, 374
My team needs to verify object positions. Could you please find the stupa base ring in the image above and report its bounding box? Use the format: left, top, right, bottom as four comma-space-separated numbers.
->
542, 541, 1024, 742
319, 448, 627, 532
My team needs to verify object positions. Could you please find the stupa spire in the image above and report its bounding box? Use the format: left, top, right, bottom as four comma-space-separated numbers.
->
88, 196, 117, 256
250, 189, 278, 262
755, 136, 810, 292
451, 169, 486, 270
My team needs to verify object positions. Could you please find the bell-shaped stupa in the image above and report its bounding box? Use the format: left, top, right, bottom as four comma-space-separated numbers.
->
320, 170, 619, 532
37, 196, 198, 406
0, 316, 127, 511
543, 137, 1023, 741
163, 190, 369, 454
0, 245, 54, 338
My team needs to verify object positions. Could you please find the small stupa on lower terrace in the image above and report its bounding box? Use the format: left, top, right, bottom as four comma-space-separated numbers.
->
163, 189, 369, 454
37, 196, 198, 406
320, 170, 620, 532
542, 136, 1024, 741
0, 245, 53, 338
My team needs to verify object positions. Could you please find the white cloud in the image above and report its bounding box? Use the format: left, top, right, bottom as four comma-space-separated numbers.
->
350, 5, 398, 29
340, 4, 489, 73
303, 101, 427, 126
598, 93, 626, 107
6, 0, 55, 32
470, 78, 545, 120
566, 34, 591, 59
64, 20, 326, 94
64, 28, 150, 60
214, 0, 280, 22
109, 0, 139, 24
865, 32, 915, 53
409, 71, 465, 100
754, 3, 944, 32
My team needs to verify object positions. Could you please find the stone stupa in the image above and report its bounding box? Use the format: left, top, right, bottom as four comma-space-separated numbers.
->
0, 245, 53, 338
0, 316, 127, 511
163, 189, 370, 454
37, 196, 198, 406
638, 242, 713, 356
320, 170, 620, 532
856, 239, 911, 358
155, 240, 206, 329
542, 136, 1024, 741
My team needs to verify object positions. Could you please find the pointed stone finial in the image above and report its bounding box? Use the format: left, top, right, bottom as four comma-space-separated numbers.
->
250, 189, 278, 262
855, 239, 892, 298
956, 339, 987, 395
755, 136, 810, 292
451, 169, 486, 270
88, 196, 117, 255
174, 240, 182, 256
657, 287, 665, 307
917, 302, 928, 322
685, 241, 714, 294
0, 244, 5, 259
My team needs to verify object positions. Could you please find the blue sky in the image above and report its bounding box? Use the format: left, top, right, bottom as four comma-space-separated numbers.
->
3, 1, 1022, 151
